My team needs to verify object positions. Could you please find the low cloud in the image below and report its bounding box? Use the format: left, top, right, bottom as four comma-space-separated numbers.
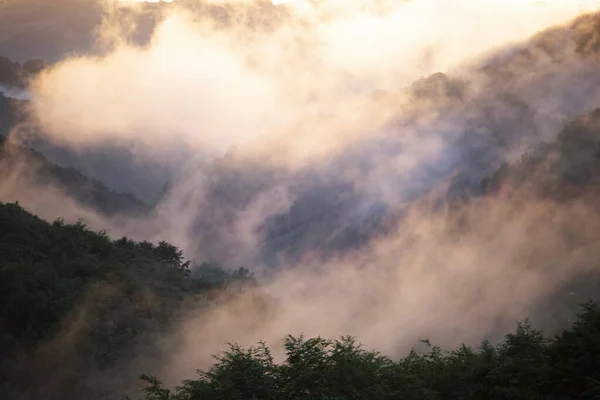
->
4, 0, 600, 393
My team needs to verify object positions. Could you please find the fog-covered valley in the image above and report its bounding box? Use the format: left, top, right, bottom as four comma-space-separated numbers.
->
3, 1, 600, 399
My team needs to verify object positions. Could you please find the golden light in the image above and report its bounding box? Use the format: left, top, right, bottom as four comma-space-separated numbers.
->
117, 0, 174, 3
116, 0, 293, 4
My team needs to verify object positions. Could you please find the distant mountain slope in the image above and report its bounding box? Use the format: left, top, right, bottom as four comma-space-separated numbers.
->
0, 133, 149, 216
4, 10, 600, 267
0, 92, 17, 136
0, 0, 102, 62
0, 86, 172, 207
155, 10, 600, 268
22, 136, 182, 204
482, 107, 600, 200
0, 56, 47, 88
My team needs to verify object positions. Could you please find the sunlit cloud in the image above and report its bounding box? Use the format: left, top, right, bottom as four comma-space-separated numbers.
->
117, 0, 174, 2
12, 1, 600, 386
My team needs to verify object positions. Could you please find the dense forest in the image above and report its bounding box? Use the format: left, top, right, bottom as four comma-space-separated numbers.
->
0, 201, 253, 400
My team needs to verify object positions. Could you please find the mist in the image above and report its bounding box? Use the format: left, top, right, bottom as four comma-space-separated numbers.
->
0, 85, 31, 100
27, 0, 600, 162
4, 0, 600, 395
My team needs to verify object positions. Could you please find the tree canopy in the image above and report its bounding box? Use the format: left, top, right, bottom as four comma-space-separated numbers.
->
0, 202, 252, 400
134, 302, 600, 400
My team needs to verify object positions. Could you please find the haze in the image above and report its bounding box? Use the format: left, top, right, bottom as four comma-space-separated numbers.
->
3, 0, 600, 397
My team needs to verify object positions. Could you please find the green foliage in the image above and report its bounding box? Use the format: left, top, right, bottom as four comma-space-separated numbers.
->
135, 301, 600, 400
0, 202, 220, 399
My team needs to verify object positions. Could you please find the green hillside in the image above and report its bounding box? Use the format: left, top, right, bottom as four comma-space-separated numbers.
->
0, 201, 252, 400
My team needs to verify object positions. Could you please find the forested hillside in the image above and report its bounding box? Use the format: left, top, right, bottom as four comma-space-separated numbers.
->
0, 202, 253, 400
482, 107, 600, 200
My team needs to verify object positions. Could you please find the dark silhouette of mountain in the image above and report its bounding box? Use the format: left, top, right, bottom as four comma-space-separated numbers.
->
482, 107, 600, 199
0, 92, 18, 136
0, 132, 149, 217
21, 135, 182, 204
1, 91, 151, 216
0, 56, 47, 88
0, 86, 179, 203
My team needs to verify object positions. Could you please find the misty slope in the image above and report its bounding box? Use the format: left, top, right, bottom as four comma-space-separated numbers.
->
5, 3, 600, 400
6, 7, 600, 266
5, 112, 600, 400
152, 11, 600, 268
0, 75, 178, 203
483, 107, 600, 199
3, 9, 599, 268
0, 92, 17, 137
0, 132, 149, 217
20, 137, 182, 204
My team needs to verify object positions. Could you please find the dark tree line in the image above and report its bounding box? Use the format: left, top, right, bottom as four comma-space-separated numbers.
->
134, 303, 600, 400
0, 57, 47, 88
0, 202, 252, 400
